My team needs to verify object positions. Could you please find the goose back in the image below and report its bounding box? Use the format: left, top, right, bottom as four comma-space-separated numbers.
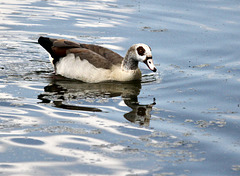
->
38, 37, 123, 69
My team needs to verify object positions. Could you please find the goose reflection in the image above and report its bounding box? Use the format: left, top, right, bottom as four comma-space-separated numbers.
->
38, 77, 156, 126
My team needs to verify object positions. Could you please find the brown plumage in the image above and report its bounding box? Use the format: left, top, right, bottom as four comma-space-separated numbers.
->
38, 36, 123, 69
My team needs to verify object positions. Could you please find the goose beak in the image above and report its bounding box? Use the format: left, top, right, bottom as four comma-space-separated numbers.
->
144, 57, 157, 72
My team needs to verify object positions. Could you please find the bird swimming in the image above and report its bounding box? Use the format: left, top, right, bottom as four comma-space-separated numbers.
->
38, 36, 157, 83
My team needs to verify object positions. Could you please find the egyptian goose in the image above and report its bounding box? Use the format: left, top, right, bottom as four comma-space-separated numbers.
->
38, 36, 157, 83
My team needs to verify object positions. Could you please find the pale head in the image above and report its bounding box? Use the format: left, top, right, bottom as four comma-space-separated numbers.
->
131, 43, 157, 72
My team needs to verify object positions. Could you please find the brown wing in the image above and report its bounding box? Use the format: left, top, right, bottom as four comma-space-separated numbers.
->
51, 39, 123, 66
67, 48, 113, 69
80, 44, 123, 65
38, 36, 123, 67
51, 39, 81, 59
53, 39, 81, 48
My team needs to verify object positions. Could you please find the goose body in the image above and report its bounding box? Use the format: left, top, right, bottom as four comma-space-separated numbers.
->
38, 36, 157, 83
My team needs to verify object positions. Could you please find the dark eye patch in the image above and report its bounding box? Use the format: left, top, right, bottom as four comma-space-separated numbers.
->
137, 46, 145, 56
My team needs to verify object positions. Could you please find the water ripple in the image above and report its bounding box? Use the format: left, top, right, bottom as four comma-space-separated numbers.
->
0, 0, 240, 175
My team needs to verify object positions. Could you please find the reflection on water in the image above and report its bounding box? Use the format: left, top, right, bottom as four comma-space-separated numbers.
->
0, 0, 240, 175
123, 95, 155, 126
38, 76, 155, 126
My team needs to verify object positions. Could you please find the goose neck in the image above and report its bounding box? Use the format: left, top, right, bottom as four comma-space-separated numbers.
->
121, 56, 139, 71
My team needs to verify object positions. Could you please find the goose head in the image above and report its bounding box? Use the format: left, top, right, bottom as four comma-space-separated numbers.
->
123, 44, 157, 72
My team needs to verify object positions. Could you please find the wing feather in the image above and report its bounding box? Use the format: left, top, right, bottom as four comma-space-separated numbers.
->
80, 44, 123, 65
53, 39, 81, 48
67, 48, 112, 69
38, 37, 123, 68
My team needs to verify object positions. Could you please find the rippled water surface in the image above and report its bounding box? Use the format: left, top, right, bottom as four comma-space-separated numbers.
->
0, 0, 240, 175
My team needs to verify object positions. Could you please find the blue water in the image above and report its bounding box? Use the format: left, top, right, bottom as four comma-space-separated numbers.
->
0, 0, 240, 175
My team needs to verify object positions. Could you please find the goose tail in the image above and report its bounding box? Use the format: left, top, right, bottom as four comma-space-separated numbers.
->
38, 36, 55, 56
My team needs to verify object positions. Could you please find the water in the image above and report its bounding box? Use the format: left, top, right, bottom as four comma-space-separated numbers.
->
0, 0, 240, 175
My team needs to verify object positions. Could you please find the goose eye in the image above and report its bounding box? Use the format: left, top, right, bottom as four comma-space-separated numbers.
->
137, 46, 145, 56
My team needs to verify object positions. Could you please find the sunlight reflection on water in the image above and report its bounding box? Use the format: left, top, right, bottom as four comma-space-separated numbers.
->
0, 79, 200, 175
0, 0, 240, 175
